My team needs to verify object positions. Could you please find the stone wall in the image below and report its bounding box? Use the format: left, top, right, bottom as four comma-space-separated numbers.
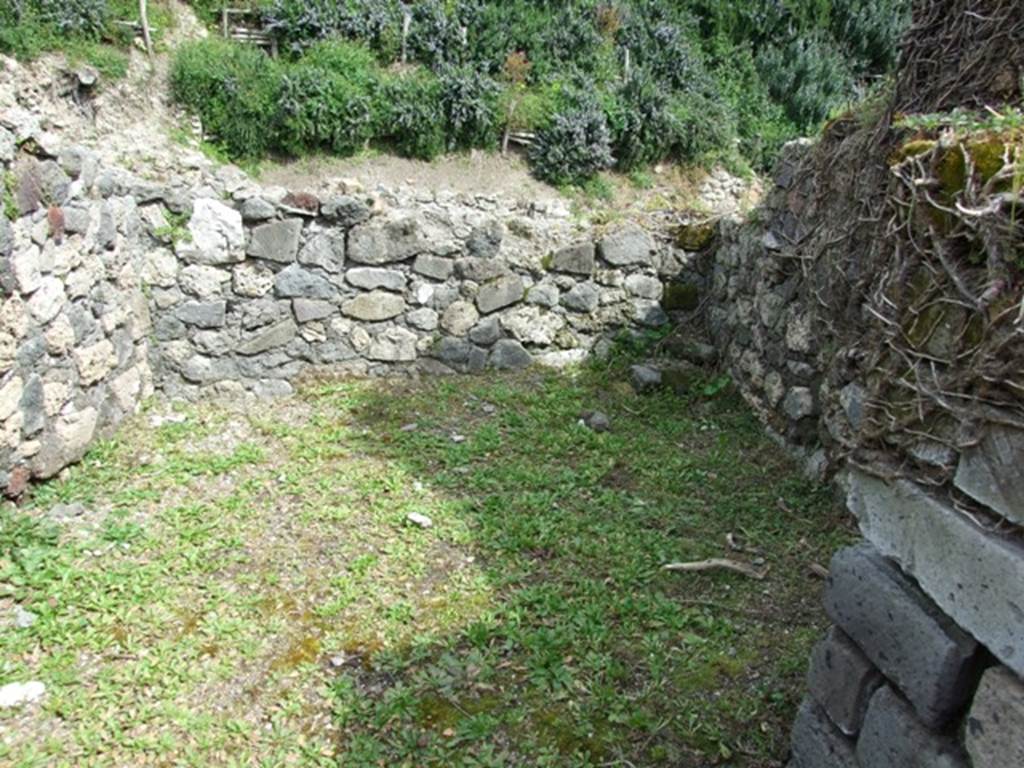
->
1, 110, 698, 489
0, 122, 153, 493
149, 183, 679, 400
704, 119, 1024, 768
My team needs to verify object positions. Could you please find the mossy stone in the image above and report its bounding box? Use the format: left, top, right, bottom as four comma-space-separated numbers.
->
662, 282, 699, 311
675, 221, 716, 251
890, 139, 937, 165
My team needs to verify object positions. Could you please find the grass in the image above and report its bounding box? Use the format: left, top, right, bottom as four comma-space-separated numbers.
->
0, 365, 851, 766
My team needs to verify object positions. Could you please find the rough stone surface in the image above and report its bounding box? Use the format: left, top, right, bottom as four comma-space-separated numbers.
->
274, 264, 336, 300
238, 320, 297, 356
348, 218, 424, 264
176, 301, 227, 329
489, 339, 532, 370
630, 364, 663, 393
413, 254, 454, 281
965, 665, 1024, 768
790, 698, 858, 768
824, 542, 979, 728
953, 425, 1024, 525
856, 687, 969, 768
441, 301, 479, 336
342, 291, 406, 322
477, 276, 524, 314
845, 470, 1024, 678
551, 242, 595, 274
346, 267, 406, 292
187, 199, 244, 265
599, 226, 656, 266
562, 282, 600, 313
298, 232, 344, 272
246, 218, 302, 263
807, 626, 883, 735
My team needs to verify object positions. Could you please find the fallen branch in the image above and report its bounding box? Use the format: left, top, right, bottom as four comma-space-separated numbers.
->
661, 558, 768, 580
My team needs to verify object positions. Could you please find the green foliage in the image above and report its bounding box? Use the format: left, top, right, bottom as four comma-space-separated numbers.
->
168, 0, 909, 179
377, 69, 446, 161
438, 64, 502, 151
606, 68, 675, 171
530, 93, 614, 186
667, 93, 735, 164
757, 32, 855, 130
276, 42, 377, 156
170, 38, 281, 158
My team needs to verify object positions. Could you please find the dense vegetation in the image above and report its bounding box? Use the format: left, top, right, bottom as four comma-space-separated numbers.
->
0, 0, 174, 78
2, 0, 911, 182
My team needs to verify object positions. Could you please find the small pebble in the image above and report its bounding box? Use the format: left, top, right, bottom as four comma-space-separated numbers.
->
406, 512, 433, 529
400, 423, 418, 432
14, 607, 37, 629
0, 681, 46, 709
450, 433, 466, 443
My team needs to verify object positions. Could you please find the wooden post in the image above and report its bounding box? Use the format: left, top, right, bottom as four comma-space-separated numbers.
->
139, 0, 154, 65
401, 11, 411, 65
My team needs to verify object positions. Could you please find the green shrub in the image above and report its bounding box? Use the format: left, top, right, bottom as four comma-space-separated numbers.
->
831, 0, 911, 73
605, 68, 675, 171
529, 92, 614, 186
377, 69, 446, 161
757, 32, 855, 130
170, 39, 281, 158
38, 0, 107, 37
667, 93, 735, 163
713, 42, 796, 169
439, 64, 501, 150
276, 63, 374, 156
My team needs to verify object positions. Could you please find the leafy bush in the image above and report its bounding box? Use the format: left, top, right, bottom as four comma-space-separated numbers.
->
38, 0, 107, 37
170, 39, 281, 158
377, 70, 446, 161
667, 93, 735, 163
439, 65, 501, 150
831, 0, 911, 73
276, 64, 374, 156
529, 93, 614, 185
758, 33, 855, 129
165, 0, 910, 180
605, 68, 675, 171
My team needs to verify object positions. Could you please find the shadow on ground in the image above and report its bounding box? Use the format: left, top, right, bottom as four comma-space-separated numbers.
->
0, 365, 852, 767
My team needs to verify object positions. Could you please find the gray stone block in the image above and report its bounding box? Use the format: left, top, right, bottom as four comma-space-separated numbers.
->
598, 226, 655, 266
347, 219, 424, 264
965, 665, 1024, 768
298, 233, 344, 272
292, 299, 335, 324
273, 265, 337, 300
241, 197, 276, 222
345, 267, 406, 292
320, 195, 371, 227
237, 320, 297, 356
551, 242, 595, 275
789, 698, 857, 768
476, 275, 524, 314
824, 542, 978, 728
857, 686, 969, 768
846, 469, 1024, 678
807, 626, 883, 736
412, 254, 454, 281
246, 219, 302, 263
175, 300, 227, 329
561, 282, 600, 312
489, 339, 531, 370
341, 291, 405, 322
469, 317, 501, 346
954, 425, 1024, 525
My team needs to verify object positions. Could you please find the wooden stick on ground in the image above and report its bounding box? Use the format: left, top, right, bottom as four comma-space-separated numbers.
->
661, 558, 768, 580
